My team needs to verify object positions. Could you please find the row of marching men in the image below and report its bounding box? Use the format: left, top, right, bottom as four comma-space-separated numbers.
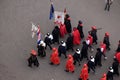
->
27, 14, 120, 80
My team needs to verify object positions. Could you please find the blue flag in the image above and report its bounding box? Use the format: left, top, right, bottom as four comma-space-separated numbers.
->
49, 3, 54, 20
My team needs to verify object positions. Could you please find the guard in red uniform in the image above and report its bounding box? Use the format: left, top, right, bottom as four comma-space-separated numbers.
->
100, 73, 107, 80
89, 26, 98, 44
28, 50, 39, 67
72, 27, 81, 45
65, 54, 75, 73
59, 23, 67, 38
103, 32, 110, 50
114, 52, 120, 63
79, 64, 89, 80
86, 34, 93, 52
100, 42, 107, 60
50, 48, 60, 65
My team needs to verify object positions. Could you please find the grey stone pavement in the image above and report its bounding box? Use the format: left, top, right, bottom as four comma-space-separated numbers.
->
0, 0, 120, 80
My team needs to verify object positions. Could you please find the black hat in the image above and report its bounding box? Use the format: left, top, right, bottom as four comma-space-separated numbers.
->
82, 41, 86, 44
65, 14, 70, 18
97, 48, 101, 51
78, 20, 82, 24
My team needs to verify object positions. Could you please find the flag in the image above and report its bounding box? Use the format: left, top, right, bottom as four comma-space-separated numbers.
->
49, 3, 54, 20
37, 25, 41, 44
54, 11, 65, 24
31, 22, 38, 38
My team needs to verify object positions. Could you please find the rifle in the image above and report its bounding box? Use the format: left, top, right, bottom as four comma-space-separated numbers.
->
88, 28, 102, 33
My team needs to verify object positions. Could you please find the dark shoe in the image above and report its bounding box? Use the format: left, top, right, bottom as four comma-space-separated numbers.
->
72, 71, 74, 73
65, 70, 69, 72
49, 62, 53, 65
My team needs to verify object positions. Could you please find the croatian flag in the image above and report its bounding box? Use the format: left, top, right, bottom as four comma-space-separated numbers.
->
37, 25, 41, 44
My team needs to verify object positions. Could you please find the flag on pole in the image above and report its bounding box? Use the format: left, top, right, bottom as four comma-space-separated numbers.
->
49, 1, 54, 20
37, 25, 41, 44
31, 22, 38, 38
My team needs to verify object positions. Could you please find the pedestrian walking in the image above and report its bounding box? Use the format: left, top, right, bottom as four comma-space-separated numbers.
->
80, 41, 89, 61
103, 32, 110, 50
100, 42, 107, 60
73, 49, 81, 66
66, 34, 74, 51
87, 56, 95, 73
112, 58, 119, 76
65, 54, 75, 73
58, 41, 67, 58
89, 26, 98, 44
37, 40, 46, 57
50, 47, 60, 65
79, 64, 89, 80
27, 50, 39, 67
52, 26, 60, 44
101, 73, 107, 80
44, 33, 52, 50
107, 67, 114, 80
77, 20, 84, 39
116, 40, 120, 52
64, 14, 72, 33
86, 34, 94, 52
95, 48, 102, 67
104, 0, 113, 11
72, 27, 81, 45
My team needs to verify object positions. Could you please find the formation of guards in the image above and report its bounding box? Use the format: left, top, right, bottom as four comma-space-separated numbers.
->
27, 14, 120, 80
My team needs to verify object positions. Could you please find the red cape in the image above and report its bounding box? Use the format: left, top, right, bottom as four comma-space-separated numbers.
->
115, 52, 120, 63
60, 24, 67, 38
72, 29, 81, 45
100, 43, 106, 54
50, 50, 60, 65
66, 58, 75, 72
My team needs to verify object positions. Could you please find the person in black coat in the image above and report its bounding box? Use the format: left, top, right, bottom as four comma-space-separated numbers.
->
107, 67, 114, 80
73, 49, 81, 66
58, 41, 67, 58
66, 34, 74, 51
103, 32, 110, 50
112, 58, 119, 76
77, 20, 84, 39
37, 41, 46, 57
95, 48, 102, 67
80, 41, 89, 61
89, 26, 98, 44
44, 33, 52, 50
87, 56, 95, 73
52, 26, 60, 44
28, 50, 39, 67
64, 14, 72, 33
116, 40, 120, 52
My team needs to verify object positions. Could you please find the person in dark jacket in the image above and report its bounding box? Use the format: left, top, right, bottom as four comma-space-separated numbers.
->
104, 0, 113, 11
80, 41, 89, 61
112, 58, 119, 76
116, 40, 120, 52
28, 50, 39, 67
107, 67, 114, 80
95, 48, 102, 67
73, 49, 81, 66
89, 26, 98, 44
64, 14, 72, 33
87, 56, 95, 73
103, 32, 110, 50
44, 33, 52, 50
77, 20, 84, 39
37, 41, 46, 57
52, 26, 60, 44
66, 34, 74, 51
58, 41, 67, 58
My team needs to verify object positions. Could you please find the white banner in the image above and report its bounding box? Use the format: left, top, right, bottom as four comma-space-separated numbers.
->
54, 11, 65, 24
